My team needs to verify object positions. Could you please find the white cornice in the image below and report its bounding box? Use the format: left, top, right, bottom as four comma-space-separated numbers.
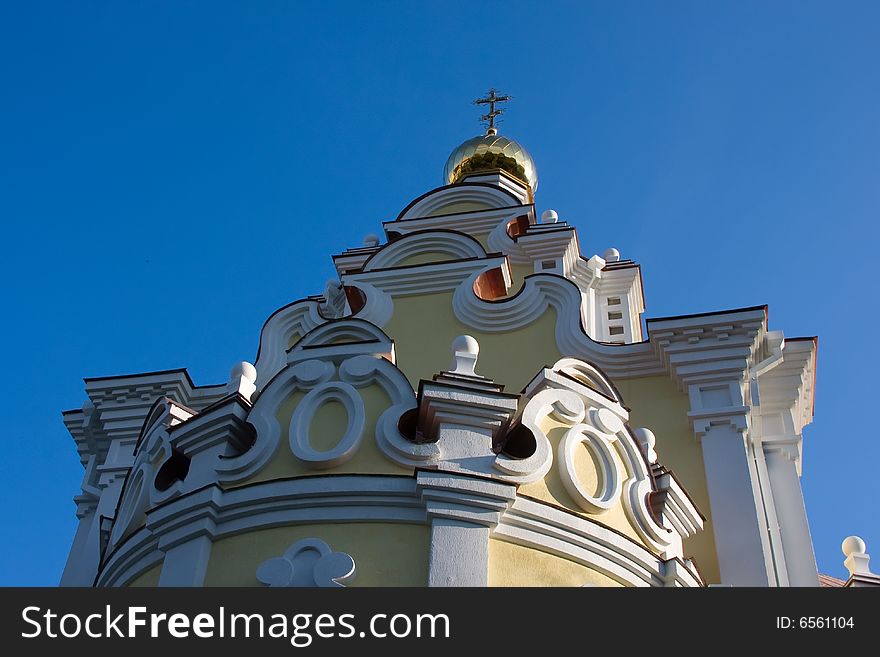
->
647, 307, 767, 390
97, 473, 703, 588
757, 338, 816, 436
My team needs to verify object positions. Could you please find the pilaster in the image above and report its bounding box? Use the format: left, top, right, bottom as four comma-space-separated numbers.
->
416, 472, 515, 586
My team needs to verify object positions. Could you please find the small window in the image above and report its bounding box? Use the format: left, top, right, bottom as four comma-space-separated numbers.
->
607, 311, 623, 320
609, 326, 624, 335
541, 260, 556, 270
607, 297, 621, 306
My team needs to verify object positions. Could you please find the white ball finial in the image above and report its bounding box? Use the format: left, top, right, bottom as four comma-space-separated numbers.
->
228, 361, 258, 402
604, 247, 620, 263
449, 335, 479, 376
363, 233, 380, 247
842, 535, 873, 578
842, 536, 867, 557
230, 361, 257, 384
634, 427, 658, 463
541, 209, 559, 224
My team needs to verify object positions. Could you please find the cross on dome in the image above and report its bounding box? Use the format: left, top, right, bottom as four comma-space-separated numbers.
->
473, 88, 511, 135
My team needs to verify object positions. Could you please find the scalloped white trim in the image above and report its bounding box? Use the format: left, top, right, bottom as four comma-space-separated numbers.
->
397, 184, 523, 221
364, 230, 487, 271
254, 300, 328, 388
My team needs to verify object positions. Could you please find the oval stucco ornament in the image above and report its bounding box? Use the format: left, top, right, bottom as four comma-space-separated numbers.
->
288, 382, 366, 468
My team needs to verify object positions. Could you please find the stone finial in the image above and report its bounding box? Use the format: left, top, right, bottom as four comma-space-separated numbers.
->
540, 209, 559, 224
842, 535, 873, 578
363, 233, 380, 247
603, 247, 620, 263
449, 335, 479, 376
228, 361, 257, 401
634, 427, 658, 463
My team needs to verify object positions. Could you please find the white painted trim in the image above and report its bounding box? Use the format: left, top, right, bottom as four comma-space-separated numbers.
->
97, 473, 703, 588
386, 205, 532, 241
495, 497, 701, 587
397, 184, 524, 221
217, 359, 336, 483
288, 382, 366, 469
557, 424, 622, 513
97, 476, 424, 587
256, 537, 356, 588
516, 359, 682, 558
254, 300, 328, 387
364, 230, 488, 271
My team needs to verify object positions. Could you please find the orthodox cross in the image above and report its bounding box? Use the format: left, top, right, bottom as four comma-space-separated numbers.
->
473, 88, 511, 133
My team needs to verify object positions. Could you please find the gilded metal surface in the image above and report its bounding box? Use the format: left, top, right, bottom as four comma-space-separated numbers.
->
443, 133, 538, 191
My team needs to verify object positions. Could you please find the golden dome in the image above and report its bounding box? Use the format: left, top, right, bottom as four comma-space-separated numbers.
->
444, 130, 538, 192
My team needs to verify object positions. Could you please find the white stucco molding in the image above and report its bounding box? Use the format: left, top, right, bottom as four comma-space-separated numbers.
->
385, 204, 533, 243
235, 336, 426, 479
106, 391, 259, 557
217, 359, 335, 482
518, 359, 690, 559
288, 318, 395, 365
96, 470, 704, 588
396, 182, 525, 221
648, 307, 821, 588
558, 423, 623, 513
253, 299, 329, 388
754, 337, 817, 472
452, 270, 663, 378
333, 243, 382, 277
288, 382, 366, 468
64, 369, 228, 469
362, 229, 489, 271
841, 536, 880, 586
385, 200, 645, 345
495, 497, 703, 587
257, 538, 356, 588
417, 471, 517, 528
455, 171, 533, 203
107, 398, 195, 550
346, 255, 511, 303
97, 475, 425, 587
339, 240, 667, 380
417, 471, 516, 587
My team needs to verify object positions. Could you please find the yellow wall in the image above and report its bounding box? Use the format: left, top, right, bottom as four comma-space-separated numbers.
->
204, 523, 429, 587
489, 539, 622, 587
126, 562, 162, 587
507, 263, 534, 300
395, 252, 475, 267
614, 375, 719, 584
383, 290, 562, 391
425, 201, 491, 217
287, 331, 303, 350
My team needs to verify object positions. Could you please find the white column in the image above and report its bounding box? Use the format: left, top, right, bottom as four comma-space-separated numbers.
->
763, 437, 819, 586
697, 419, 772, 586
60, 475, 126, 587
427, 520, 491, 587
60, 510, 99, 586
417, 472, 515, 587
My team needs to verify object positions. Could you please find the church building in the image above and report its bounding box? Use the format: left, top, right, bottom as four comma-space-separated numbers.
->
60, 91, 877, 588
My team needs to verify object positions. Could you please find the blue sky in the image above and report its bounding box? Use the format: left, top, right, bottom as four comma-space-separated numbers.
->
0, 1, 877, 585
